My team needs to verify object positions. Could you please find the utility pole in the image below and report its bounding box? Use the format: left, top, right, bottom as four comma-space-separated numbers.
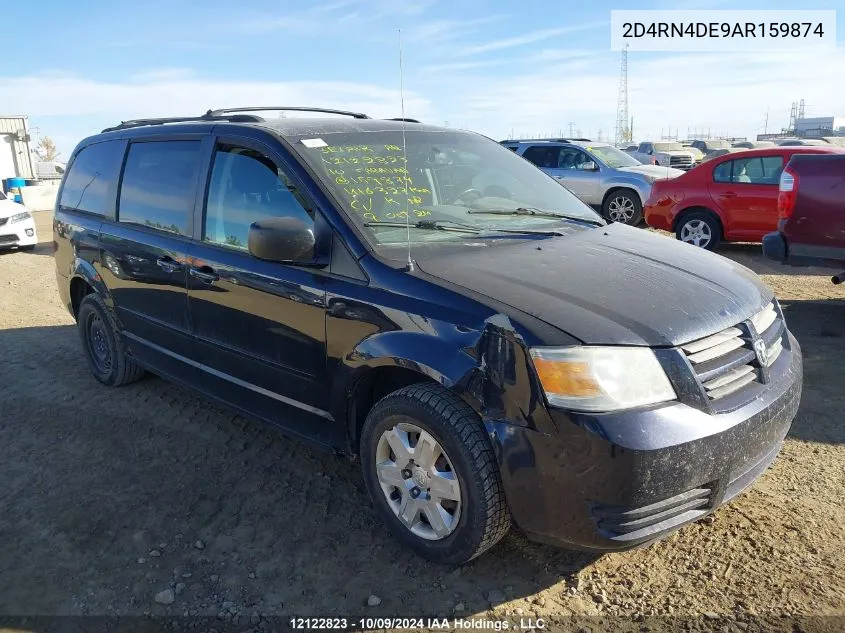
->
568, 122, 575, 137
614, 43, 630, 146
764, 108, 769, 135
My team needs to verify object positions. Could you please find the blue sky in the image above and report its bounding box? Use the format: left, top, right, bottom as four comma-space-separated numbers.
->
2, 0, 842, 159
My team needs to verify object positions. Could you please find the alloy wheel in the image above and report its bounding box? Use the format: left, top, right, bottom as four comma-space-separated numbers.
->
375, 421, 462, 541
679, 219, 712, 248
608, 195, 636, 223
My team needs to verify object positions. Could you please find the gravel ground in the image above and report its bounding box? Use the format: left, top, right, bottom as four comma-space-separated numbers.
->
1, 212, 843, 633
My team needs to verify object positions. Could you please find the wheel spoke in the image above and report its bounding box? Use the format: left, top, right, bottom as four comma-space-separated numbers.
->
413, 430, 439, 470
428, 472, 460, 501
384, 428, 412, 466
398, 495, 421, 527
376, 461, 406, 488
422, 503, 451, 538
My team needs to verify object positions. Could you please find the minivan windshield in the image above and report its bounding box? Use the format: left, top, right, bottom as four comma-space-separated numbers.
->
293, 129, 603, 250
587, 145, 641, 168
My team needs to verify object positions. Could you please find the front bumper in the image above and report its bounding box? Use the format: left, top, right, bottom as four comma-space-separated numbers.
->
487, 332, 802, 552
0, 216, 38, 248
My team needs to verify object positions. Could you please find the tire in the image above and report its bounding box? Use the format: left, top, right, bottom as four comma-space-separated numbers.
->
360, 383, 510, 564
675, 210, 722, 250
602, 189, 642, 225
77, 294, 146, 387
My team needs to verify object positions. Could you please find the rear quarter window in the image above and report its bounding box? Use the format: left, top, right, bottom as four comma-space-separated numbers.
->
58, 140, 126, 215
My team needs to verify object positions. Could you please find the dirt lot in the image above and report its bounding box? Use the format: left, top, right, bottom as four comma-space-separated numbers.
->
1, 212, 843, 632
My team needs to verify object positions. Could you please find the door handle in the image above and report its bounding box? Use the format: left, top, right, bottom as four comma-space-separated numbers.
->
156, 256, 182, 273
720, 191, 737, 198
190, 266, 219, 284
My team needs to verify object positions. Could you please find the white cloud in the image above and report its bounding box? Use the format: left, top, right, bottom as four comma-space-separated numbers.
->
7, 48, 844, 158
456, 22, 608, 56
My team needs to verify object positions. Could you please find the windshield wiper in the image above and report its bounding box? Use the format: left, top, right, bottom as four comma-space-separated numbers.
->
363, 220, 480, 233
466, 207, 604, 226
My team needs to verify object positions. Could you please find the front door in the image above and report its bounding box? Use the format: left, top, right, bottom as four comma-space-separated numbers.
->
185, 137, 335, 445
708, 154, 783, 240
547, 147, 602, 205
99, 137, 204, 376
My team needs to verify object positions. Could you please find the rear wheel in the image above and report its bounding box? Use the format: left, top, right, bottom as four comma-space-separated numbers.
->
675, 210, 722, 250
77, 294, 145, 386
602, 190, 642, 225
360, 383, 510, 564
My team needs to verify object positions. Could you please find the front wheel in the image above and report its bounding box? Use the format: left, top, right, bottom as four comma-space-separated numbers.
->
360, 383, 510, 564
602, 190, 642, 225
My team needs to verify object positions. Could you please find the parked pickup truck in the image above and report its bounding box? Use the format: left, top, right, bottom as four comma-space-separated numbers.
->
763, 153, 845, 283
627, 142, 697, 171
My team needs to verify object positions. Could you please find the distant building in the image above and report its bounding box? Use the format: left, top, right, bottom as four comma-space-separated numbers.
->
794, 116, 845, 135
0, 115, 35, 183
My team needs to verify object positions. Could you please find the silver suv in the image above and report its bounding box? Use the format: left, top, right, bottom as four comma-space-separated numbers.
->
502, 139, 684, 225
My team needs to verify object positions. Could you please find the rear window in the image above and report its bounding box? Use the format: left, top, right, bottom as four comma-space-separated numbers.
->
58, 140, 125, 215
117, 141, 201, 236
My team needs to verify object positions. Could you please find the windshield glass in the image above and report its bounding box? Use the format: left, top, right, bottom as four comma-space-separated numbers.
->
654, 142, 685, 152
293, 129, 603, 250
586, 145, 640, 168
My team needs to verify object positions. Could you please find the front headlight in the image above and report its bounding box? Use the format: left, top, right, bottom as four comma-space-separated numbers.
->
9, 211, 31, 224
530, 346, 676, 412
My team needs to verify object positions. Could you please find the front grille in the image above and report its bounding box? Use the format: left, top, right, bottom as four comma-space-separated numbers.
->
682, 301, 786, 406
0, 217, 8, 227
0, 234, 18, 244
669, 155, 694, 169
592, 485, 714, 542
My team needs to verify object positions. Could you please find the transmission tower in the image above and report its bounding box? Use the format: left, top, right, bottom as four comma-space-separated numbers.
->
614, 43, 630, 146
787, 101, 798, 133
798, 99, 805, 120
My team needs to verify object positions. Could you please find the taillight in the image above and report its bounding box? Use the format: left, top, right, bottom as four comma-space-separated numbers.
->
777, 166, 798, 220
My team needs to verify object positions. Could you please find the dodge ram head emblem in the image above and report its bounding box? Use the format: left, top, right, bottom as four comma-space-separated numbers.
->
754, 339, 768, 366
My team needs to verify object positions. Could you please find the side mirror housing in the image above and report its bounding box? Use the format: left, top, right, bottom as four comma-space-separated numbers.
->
248, 216, 318, 264
580, 160, 598, 171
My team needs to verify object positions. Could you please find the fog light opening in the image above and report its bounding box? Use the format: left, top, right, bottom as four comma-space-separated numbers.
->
25, 229, 34, 237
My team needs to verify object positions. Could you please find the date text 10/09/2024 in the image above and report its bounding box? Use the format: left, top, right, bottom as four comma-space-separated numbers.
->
289, 617, 547, 630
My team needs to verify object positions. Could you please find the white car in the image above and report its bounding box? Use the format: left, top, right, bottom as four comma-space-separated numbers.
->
0, 191, 38, 250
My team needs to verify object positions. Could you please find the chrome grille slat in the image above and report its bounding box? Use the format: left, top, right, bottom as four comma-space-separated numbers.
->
686, 337, 745, 364
681, 327, 743, 354
702, 365, 755, 391
680, 301, 786, 405
706, 371, 757, 400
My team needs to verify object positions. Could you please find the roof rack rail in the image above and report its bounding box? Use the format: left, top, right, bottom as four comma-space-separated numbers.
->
206, 106, 371, 119
500, 137, 593, 144
101, 106, 372, 133
101, 113, 264, 133
386, 117, 421, 123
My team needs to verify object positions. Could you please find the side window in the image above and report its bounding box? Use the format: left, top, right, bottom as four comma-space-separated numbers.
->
522, 145, 561, 169
639, 143, 652, 153
731, 156, 784, 184
58, 140, 125, 215
713, 160, 733, 183
118, 141, 201, 235
557, 148, 589, 169
204, 145, 313, 250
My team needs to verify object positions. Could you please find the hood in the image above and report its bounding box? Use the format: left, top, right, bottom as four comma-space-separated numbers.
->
414, 223, 772, 347
0, 199, 28, 219
617, 165, 685, 180
656, 150, 694, 157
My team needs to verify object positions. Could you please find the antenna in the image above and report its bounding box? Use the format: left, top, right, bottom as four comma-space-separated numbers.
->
398, 29, 413, 272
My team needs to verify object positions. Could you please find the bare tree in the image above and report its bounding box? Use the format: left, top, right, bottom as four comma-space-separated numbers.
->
34, 136, 60, 162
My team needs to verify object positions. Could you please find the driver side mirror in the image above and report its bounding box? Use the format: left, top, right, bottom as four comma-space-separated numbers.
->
248, 216, 319, 264
579, 160, 598, 171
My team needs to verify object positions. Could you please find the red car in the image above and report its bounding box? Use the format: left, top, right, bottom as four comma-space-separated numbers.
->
644, 146, 845, 249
